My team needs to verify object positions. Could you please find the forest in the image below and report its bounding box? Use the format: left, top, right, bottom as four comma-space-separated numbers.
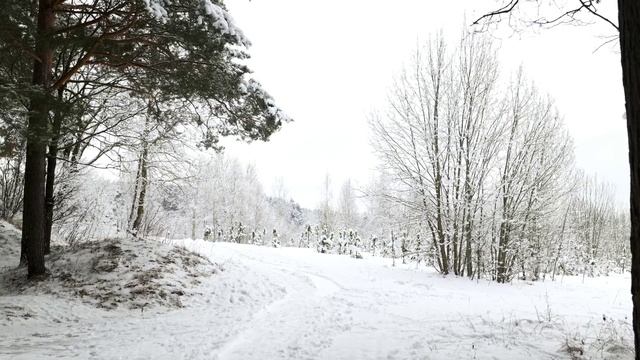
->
1, 0, 639, 359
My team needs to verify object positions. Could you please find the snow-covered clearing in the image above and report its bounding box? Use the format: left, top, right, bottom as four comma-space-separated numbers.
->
1, 235, 634, 359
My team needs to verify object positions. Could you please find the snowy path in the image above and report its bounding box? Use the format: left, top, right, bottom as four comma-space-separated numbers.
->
212, 246, 347, 360
1, 240, 634, 359
189, 242, 633, 360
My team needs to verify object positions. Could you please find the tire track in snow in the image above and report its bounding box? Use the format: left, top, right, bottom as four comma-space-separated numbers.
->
305, 273, 340, 297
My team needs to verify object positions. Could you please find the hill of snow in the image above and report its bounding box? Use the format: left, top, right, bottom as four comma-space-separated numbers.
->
0, 221, 20, 268
1, 236, 221, 310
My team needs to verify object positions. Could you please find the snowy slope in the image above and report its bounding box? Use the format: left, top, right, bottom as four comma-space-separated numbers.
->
0, 221, 20, 269
0, 235, 634, 359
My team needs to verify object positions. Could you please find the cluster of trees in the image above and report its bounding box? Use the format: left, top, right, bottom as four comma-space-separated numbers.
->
0, 0, 289, 278
27, 153, 307, 249
472, 0, 640, 355
361, 171, 630, 277
0, 1, 632, 289
111, 142, 623, 283
153, 155, 307, 244
368, 30, 629, 282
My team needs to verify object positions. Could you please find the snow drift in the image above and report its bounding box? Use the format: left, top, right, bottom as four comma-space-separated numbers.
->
0, 222, 221, 310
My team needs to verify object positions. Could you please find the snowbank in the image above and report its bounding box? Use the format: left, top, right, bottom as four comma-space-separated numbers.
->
0, 221, 20, 268
0, 234, 221, 310
0, 237, 288, 359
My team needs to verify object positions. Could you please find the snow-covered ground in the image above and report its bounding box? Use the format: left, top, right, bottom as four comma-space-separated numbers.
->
1, 235, 634, 359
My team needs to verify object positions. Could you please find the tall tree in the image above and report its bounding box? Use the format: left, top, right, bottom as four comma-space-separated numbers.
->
619, 2, 640, 355
1, 0, 289, 278
338, 179, 358, 229
23, 0, 56, 278
371, 31, 511, 277
319, 173, 334, 233
474, 0, 639, 354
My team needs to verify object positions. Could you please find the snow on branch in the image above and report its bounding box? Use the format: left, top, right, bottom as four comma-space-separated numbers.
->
201, 0, 250, 46
144, 0, 250, 46
242, 79, 291, 122
143, 0, 168, 20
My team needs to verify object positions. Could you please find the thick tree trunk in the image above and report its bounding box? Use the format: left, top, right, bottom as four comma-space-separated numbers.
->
21, 0, 55, 278
618, 1, 640, 357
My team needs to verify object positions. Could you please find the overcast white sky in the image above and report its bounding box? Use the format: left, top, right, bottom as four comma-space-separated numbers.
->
221, 0, 627, 209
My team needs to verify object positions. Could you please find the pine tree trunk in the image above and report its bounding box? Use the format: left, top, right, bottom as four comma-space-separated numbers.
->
618, 1, 640, 357
43, 142, 57, 255
44, 88, 64, 255
21, 0, 55, 278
